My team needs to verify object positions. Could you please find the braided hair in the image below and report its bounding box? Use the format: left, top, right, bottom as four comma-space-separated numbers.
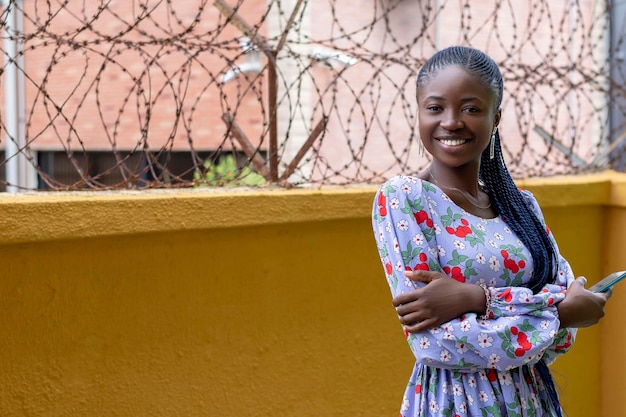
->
416, 46, 562, 416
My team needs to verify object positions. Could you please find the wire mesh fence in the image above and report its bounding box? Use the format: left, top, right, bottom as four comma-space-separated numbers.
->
0, 0, 625, 191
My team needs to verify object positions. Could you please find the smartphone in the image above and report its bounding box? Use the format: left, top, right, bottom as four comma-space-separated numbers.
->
588, 270, 626, 293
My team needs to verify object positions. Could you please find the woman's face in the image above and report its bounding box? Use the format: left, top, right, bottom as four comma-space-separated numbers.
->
417, 65, 501, 169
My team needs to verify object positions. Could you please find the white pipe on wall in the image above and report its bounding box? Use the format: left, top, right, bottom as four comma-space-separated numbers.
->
2, 0, 26, 192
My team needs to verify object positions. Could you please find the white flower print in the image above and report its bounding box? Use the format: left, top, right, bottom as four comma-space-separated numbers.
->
378, 226, 386, 242
390, 197, 400, 210
475, 253, 487, 264
428, 246, 438, 257
396, 260, 403, 271
434, 223, 442, 235
460, 320, 471, 332
478, 370, 487, 381
454, 240, 466, 250
489, 256, 501, 272
443, 323, 454, 333
397, 219, 409, 231
540, 320, 550, 330
443, 331, 454, 341
475, 223, 486, 232
412, 233, 425, 246
455, 340, 468, 354
493, 232, 504, 241
459, 402, 467, 413
401, 183, 412, 194
505, 305, 516, 313
477, 333, 493, 348
503, 226, 511, 234
453, 383, 463, 396
393, 237, 400, 253
479, 391, 490, 403
419, 336, 431, 349
518, 291, 533, 303
489, 277, 497, 286
437, 245, 446, 257
489, 239, 499, 248
468, 376, 477, 387
467, 393, 474, 406
488, 353, 501, 366
429, 399, 439, 413
549, 329, 557, 338
385, 221, 392, 233
401, 395, 410, 412
498, 372, 513, 386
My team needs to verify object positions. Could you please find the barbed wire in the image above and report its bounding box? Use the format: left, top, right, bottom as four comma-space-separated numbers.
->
0, 0, 623, 191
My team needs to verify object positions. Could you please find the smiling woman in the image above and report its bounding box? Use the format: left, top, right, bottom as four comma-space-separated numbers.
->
371, 46, 611, 417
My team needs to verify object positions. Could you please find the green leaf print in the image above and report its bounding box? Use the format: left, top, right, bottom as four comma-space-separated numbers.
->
402, 241, 415, 265
441, 207, 462, 227
401, 197, 413, 214
448, 249, 469, 266
484, 403, 503, 417
457, 357, 479, 369
530, 330, 545, 345
465, 224, 485, 246
500, 244, 527, 260
519, 319, 535, 333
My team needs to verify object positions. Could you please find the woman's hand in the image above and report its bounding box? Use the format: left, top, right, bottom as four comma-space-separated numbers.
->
392, 270, 486, 333
557, 277, 611, 329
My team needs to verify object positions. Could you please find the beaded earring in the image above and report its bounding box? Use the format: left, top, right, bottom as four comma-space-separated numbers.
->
490, 127, 498, 160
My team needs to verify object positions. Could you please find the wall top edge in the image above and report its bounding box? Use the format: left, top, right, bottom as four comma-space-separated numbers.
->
0, 171, 622, 245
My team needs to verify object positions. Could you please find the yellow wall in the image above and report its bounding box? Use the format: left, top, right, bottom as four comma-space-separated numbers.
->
0, 172, 624, 416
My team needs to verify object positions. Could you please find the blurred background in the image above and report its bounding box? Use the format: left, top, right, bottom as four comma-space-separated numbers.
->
0, 0, 625, 191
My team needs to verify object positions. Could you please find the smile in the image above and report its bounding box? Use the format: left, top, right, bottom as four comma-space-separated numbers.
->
437, 138, 469, 146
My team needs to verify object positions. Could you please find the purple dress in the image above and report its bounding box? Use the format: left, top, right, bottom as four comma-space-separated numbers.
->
371, 175, 577, 417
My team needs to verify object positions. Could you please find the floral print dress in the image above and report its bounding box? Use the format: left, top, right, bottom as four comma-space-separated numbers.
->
371, 175, 577, 417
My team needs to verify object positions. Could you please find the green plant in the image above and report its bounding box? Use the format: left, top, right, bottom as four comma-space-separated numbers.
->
194, 154, 266, 187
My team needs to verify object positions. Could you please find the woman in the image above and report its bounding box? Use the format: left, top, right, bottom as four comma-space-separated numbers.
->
371, 46, 610, 416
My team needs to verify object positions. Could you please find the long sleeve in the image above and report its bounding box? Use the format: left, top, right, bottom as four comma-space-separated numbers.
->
372, 175, 576, 371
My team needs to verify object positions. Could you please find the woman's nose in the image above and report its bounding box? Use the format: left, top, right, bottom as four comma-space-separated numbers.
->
440, 111, 463, 130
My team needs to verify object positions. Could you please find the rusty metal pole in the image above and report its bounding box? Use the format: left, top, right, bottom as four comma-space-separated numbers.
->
267, 50, 279, 182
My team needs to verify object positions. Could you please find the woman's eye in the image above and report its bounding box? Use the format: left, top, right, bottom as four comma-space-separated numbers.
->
426, 105, 441, 111
464, 107, 480, 113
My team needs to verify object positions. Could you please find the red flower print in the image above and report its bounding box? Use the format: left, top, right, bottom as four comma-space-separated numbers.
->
487, 369, 497, 382
517, 332, 532, 350
415, 384, 422, 394
498, 288, 513, 302
504, 258, 519, 273
442, 266, 464, 281
414, 210, 434, 228
377, 193, 387, 216
450, 266, 465, 282
519, 260, 526, 268
445, 218, 472, 237
385, 263, 393, 275
415, 263, 429, 271
515, 347, 526, 357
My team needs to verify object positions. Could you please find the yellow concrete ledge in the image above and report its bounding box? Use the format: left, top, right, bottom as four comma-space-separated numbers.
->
0, 171, 622, 245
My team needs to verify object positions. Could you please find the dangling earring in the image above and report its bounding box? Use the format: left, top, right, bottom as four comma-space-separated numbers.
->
419, 139, 425, 157
489, 127, 497, 160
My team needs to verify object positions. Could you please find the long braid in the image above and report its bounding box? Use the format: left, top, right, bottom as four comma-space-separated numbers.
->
479, 132, 556, 293
417, 46, 562, 416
